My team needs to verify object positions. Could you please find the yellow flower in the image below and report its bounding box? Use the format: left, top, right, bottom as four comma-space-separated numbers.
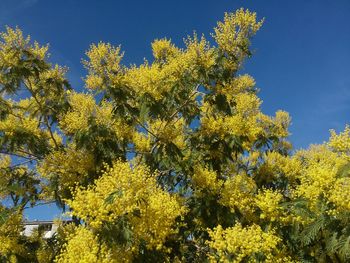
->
60, 92, 132, 140
220, 173, 257, 216
38, 143, 94, 199
256, 189, 284, 221
329, 125, 350, 152
328, 177, 350, 211
207, 223, 281, 262
55, 227, 122, 263
293, 145, 347, 204
192, 165, 223, 194
213, 9, 263, 57
0, 208, 25, 259
152, 38, 179, 61
68, 161, 186, 251
0, 114, 41, 138
83, 42, 123, 90
132, 131, 152, 152
150, 118, 186, 149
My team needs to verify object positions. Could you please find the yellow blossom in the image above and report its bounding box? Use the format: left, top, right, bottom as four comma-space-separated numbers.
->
256, 189, 284, 221
60, 92, 132, 140
150, 118, 186, 149
0, 208, 25, 259
213, 9, 263, 57
38, 144, 95, 199
83, 42, 123, 90
152, 38, 179, 61
132, 131, 152, 152
293, 145, 347, 203
207, 224, 281, 262
220, 173, 257, 216
55, 227, 121, 263
192, 165, 223, 194
0, 114, 41, 138
68, 161, 186, 251
329, 125, 350, 152
328, 177, 350, 211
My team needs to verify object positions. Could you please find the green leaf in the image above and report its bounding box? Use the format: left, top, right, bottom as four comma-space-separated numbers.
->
300, 216, 325, 245
139, 101, 149, 123
105, 189, 123, 204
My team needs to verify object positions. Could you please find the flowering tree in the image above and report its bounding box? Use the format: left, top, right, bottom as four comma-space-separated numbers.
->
1, 8, 350, 262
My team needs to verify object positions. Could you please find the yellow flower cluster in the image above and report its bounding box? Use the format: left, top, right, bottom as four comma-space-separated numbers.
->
152, 38, 179, 61
37, 144, 94, 198
192, 165, 223, 194
329, 125, 350, 153
16, 98, 34, 111
0, 113, 41, 138
55, 227, 119, 263
0, 26, 29, 48
0, 27, 29, 67
60, 91, 132, 140
124, 35, 214, 100
68, 161, 186, 251
184, 34, 216, 71
234, 92, 261, 117
0, 158, 33, 200
0, 208, 25, 260
220, 173, 257, 216
255, 189, 284, 221
200, 103, 226, 136
258, 152, 302, 182
12, 96, 63, 147
85, 74, 104, 90
132, 131, 152, 152
0, 154, 11, 169
31, 41, 49, 60
272, 111, 291, 138
217, 74, 256, 100
200, 93, 263, 144
293, 145, 347, 203
130, 190, 184, 250
0, 26, 49, 70
35, 65, 67, 91
200, 74, 290, 150
296, 162, 337, 202
328, 177, 350, 211
202, 89, 288, 152
84, 42, 123, 90
9, 98, 63, 150
125, 62, 170, 100
59, 92, 96, 133
213, 9, 263, 57
241, 151, 260, 167
207, 224, 281, 262
150, 118, 186, 149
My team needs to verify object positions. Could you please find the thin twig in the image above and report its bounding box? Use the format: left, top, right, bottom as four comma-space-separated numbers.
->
23, 200, 57, 210
162, 84, 200, 130
0, 158, 36, 170
24, 78, 59, 149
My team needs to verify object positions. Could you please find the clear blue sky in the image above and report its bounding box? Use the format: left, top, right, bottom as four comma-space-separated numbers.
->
1, 0, 350, 219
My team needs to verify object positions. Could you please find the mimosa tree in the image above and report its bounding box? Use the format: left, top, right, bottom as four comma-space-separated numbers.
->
1, 8, 350, 263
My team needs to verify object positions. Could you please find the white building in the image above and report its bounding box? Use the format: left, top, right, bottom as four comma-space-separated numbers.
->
22, 220, 72, 238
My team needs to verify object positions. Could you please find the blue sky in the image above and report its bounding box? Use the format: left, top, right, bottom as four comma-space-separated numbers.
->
1, 0, 350, 219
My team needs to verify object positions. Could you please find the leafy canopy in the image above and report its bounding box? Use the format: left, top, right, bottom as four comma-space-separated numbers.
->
1, 8, 350, 263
